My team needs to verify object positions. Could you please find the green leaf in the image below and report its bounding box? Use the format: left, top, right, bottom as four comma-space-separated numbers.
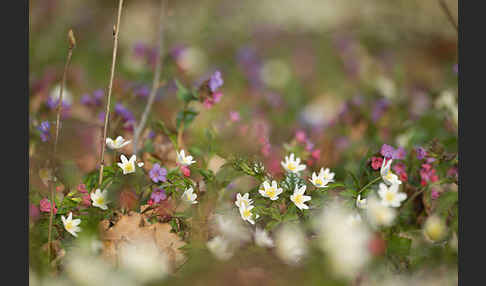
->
175, 79, 197, 103
176, 109, 199, 129
346, 170, 360, 189
387, 235, 412, 257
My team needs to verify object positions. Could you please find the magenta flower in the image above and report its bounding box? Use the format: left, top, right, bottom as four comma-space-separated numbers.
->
380, 144, 395, 159
39, 198, 57, 214
150, 188, 167, 204
77, 183, 88, 194
295, 130, 307, 143
420, 164, 439, 186
181, 165, 191, 177
229, 111, 240, 122
394, 147, 406, 160
371, 156, 383, 170
30, 204, 40, 222
149, 163, 167, 183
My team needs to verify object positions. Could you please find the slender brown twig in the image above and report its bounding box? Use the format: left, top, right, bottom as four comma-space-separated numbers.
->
98, 0, 124, 187
438, 0, 458, 33
133, 0, 167, 155
47, 29, 76, 264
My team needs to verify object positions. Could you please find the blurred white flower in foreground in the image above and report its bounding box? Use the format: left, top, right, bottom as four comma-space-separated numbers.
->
117, 154, 137, 175
377, 183, 407, 208
254, 227, 274, 248
290, 185, 311, 210
91, 189, 109, 210
106, 136, 130, 150
50, 83, 73, 105
207, 235, 233, 261
313, 202, 371, 280
258, 180, 283, 200
177, 149, 196, 166
310, 167, 335, 188
381, 159, 402, 186
275, 223, 307, 265
118, 240, 169, 283
281, 153, 306, 174
366, 196, 396, 227
213, 212, 252, 244
181, 187, 198, 204
423, 215, 447, 242
177, 46, 207, 75
62, 212, 81, 237
435, 89, 458, 126
375, 76, 396, 99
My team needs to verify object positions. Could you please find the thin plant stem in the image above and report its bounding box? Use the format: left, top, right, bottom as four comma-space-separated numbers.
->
357, 176, 382, 195
47, 29, 76, 264
98, 0, 124, 187
438, 0, 458, 33
133, 0, 167, 155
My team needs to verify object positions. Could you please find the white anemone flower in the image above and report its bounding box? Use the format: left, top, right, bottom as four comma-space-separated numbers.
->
62, 212, 81, 237
309, 167, 335, 188
377, 183, 407, 208
235, 193, 253, 209
275, 224, 307, 265
106, 136, 131, 150
380, 159, 402, 186
314, 203, 371, 280
117, 154, 137, 175
290, 185, 311, 210
50, 83, 73, 105
207, 236, 233, 261
366, 196, 396, 227
176, 149, 196, 166
239, 204, 259, 225
90, 189, 110, 210
258, 180, 283, 200
181, 187, 197, 204
254, 227, 274, 248
281, 153, 306, 174
356, 194, 367, 209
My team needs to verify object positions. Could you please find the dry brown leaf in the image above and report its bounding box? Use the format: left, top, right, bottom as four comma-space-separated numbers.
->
99, 211, 186, 272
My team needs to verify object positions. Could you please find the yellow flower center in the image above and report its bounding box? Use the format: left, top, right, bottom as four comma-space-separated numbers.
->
65, 221, 73, 231
294, 194, 303, 204
96, 197, 105, 205
243, 209, 251, 218
315, 178, 323, 186
287, 163, 296, 171
186, 193, 192, 201
266, 187, 276, 198
125, 163, 134, 173
385, 192, 395, 202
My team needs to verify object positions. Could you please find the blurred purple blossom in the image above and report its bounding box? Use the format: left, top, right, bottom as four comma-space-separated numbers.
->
209, 70, 224, 92
37, 121, 50, 142
380, 144, 395, 159
229, 111, 240, 122
372, 98, 390, 122
416, 147, 427, 160
115, 103, 135, 122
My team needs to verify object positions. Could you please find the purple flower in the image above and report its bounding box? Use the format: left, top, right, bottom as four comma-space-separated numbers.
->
208, 70, 224, 92
135, 86, 150, 97
149, 163, 167, 183
372, 99, 390, 122
98, 111, 106, 123
133, 42, 147, 58
92, 89, 104, 105
148, 131, 155, 139
394, 147, 406, 160
80, 94, 94, 106
115, 103, 135, 122
415, 147, 427, 160
37, 121, 50, 142
150, 188, 167, 203
380, 144, 396, 159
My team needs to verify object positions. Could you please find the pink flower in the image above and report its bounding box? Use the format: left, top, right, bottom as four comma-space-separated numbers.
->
39, 198, 57, 214
203, 98, 215, 108
81, 194, 91, 207
295, 130, 307, 143
181, 165, 191, 177
371, 156, 383, 170
431, 188, 441, 200
420, 164, 439, 186
213, 92, 223, 102
147, 199, 154, 206
229, 111, 240, 122
77, 183, 88, 194
311, 149, 321, 160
